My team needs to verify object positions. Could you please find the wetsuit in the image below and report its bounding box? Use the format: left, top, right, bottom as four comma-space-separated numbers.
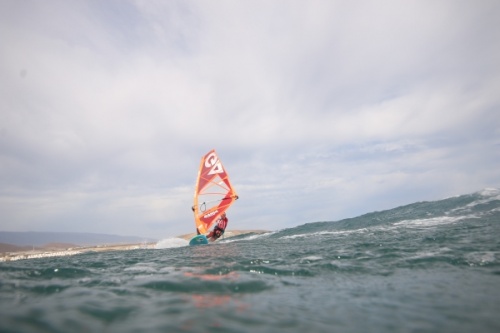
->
208, 216, 228, 240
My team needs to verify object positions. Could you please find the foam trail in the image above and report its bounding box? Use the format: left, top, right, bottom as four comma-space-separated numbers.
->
155, 238, 188, 249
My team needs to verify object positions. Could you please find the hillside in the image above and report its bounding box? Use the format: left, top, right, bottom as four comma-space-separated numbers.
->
0, 243, 34, 253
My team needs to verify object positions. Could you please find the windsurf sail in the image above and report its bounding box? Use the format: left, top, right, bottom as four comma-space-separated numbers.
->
192, 149, 239, 235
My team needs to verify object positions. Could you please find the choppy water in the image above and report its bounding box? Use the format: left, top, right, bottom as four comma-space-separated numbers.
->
1, 189, 500, 333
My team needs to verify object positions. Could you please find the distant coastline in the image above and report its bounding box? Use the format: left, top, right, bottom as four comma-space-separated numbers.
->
0, 231, 156, 247
0, 230, 269, 262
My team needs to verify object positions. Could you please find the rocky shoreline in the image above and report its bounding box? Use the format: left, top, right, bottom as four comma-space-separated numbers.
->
0, 230, 268, 262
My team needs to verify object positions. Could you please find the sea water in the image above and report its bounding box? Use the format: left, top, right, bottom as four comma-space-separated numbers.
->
1, 189, 499, 333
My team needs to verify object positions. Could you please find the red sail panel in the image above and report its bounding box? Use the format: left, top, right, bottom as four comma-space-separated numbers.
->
193, 149, 238, 234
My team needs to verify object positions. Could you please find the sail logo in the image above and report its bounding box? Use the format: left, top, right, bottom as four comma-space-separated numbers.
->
205, 152, 224, 175
203, 210, 218, 219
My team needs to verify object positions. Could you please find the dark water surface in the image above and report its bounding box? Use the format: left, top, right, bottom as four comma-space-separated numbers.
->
1, 189, 500, 332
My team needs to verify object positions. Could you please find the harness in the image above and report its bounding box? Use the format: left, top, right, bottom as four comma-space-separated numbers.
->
213, 225, 225, 236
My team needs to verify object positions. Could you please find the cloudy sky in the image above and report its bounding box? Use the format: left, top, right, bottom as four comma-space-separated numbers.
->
1, 0, 499, 239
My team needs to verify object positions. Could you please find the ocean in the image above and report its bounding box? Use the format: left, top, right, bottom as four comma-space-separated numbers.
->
1, 188, 499, 333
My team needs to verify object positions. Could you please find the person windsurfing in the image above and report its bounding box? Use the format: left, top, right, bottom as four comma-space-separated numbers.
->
207, 212, 228, 241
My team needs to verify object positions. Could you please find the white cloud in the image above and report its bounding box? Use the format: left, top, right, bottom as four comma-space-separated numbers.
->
0, 0, 499, 238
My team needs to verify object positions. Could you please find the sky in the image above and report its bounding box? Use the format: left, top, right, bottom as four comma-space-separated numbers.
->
1, 0, 499, 239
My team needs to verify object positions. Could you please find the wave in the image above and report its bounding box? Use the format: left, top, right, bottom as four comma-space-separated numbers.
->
217, 231, 276, 244
393, 214, 478, 228
158, 188, 500, 246
269, 188, 500, 239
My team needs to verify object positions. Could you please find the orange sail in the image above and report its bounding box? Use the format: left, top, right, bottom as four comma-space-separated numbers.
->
192, 149, 239, 235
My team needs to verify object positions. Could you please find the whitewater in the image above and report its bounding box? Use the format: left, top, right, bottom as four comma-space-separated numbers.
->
1, 189, 499, 333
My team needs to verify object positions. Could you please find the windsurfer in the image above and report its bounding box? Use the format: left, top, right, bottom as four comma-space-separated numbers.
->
207, 212, 228, 241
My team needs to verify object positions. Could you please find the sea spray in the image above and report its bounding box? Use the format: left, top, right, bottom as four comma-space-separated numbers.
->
155, 238, 188, 249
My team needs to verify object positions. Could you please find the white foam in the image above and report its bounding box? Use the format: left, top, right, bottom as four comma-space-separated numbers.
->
281, 228, 369, 240
479, 188, 500, 196
220, 231, 275, 243
449, 193, 500, 216
124, 263, 158, 273
300, 256, 323, 262
465, 251, 498, 266
393, 215, 475, 228
154, 238, 188, 249
406, 247, 452, 261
